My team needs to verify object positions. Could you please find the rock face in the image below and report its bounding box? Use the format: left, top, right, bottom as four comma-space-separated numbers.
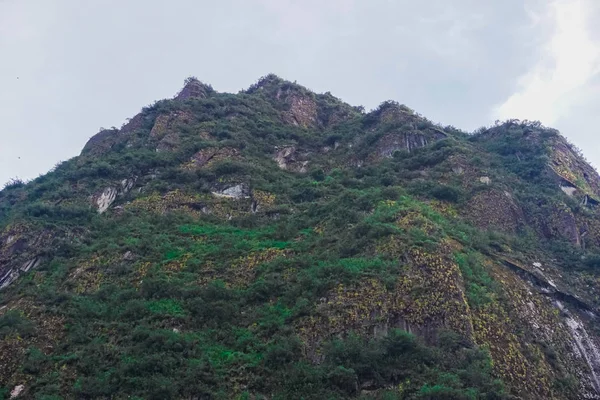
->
10, 384, 24, 398
525, 199, 583, 246
185, 147, 239, 170
80, 112, 153, 156
280, 92, 318, 128
81, 79, 210, 157
560, 303, 600, 394
150, 111, 193, 138
315, 92, 361, 128
550, 138, 600, 200
148, 110, 202, 153
93, 187, 118, 214
121, 178, 135, 193
81, 128, 120, 156
211, 184, 251, 199
376, 102, 415, 124
478, 121, 600, 204
359, 101, 449, 162
555, 207, 582, 246
120, 112, 145, 134
189, 148, 219, 168
174, 77, 214, 101
562, 185, 578, 197
246, 74, 321, 128
487, 255, 600, 398
273, 146, 309, 172
465, 190, 524, 233
274, 146, 296, 170
90, 178, 136, 214
0, 224, 76, 289
373, 131, 444, 159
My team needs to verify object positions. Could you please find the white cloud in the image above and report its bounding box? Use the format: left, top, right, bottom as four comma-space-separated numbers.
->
414, 9, 486, 64
495, 0, 600, 125
257, 0, 356, 35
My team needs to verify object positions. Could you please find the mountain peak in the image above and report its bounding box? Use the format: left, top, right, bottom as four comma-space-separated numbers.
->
174, 76, 214, 100
245, 74, 315, 99
475, 119, 600, 200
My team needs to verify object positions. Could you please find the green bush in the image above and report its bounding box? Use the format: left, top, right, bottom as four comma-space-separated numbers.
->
0, 310, 34, 337
2, 177, 25, 190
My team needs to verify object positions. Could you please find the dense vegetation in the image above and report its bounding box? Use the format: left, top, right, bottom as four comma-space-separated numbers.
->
1, 76, 599, 399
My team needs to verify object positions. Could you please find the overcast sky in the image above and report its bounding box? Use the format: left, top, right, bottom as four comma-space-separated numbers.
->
1, 0, 600, 185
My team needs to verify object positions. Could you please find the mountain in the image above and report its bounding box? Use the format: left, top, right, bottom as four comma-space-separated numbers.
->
1, 75, 600, 399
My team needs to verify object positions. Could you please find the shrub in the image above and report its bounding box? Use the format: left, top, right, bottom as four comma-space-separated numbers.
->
0, 310, 35, 337
146, 299, 185, 317
212, 160, 246, 175
3, 177, 25, 190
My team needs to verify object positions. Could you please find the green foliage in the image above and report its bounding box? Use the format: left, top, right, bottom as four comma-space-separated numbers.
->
21, 202, 95, 223
430, 184, 463, 203
294, 330, 506, 399
454, 252, 496, 308
23, 347, 48, 374
475, 120, 555, 182
0, 77, 593, 400
0, 310, 34, 337
2, 177, 25, 190
146, 299, 185, 317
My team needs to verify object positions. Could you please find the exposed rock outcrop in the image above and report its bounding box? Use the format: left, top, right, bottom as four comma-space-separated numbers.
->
184, 147, 240, 170
560, 304, 600, 395
479, 176, 491, 185
359, 101, 448, 162
92, 187, 118, 214
150, 111, 193, 140
562, 185, 578, 197
273, 146, 309, 172
10, 384, 24, 399
90, 178, 136, 214
465, 189, 524, 234
550, 139, 600, 201
527, 199, 582, 246
246, 74, 321, 128
280, 92, 318, 128
148, 110, 197, 152
81, 128, 120, 156
315, 92, 362, 128
0, 224, 79, 289
297, 243, 473, 361
125, 189, 256, 221
375, 102, 415, 124
120, 112, 145, 134
174, 78, 214, 101
372, 131, 445, 159
211, 183, 251, 199
477, 120, 600, 205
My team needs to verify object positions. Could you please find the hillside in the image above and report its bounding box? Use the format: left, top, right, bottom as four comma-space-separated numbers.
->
2, 75, 600, 399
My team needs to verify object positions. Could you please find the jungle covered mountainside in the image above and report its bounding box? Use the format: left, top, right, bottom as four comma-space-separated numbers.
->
2, 75, 600, 399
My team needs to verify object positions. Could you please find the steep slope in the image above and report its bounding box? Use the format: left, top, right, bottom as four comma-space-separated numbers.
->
1, 76, 600, 399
